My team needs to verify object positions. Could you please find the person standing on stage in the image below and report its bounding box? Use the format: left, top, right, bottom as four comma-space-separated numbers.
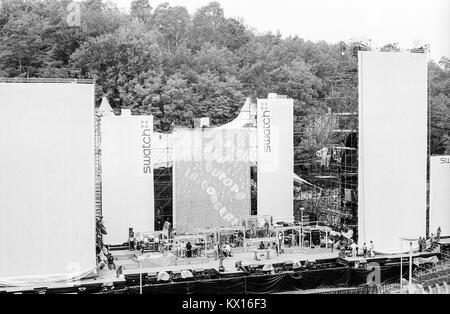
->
163, 220, 172, 238
186, 241, 192, 258
224, 242, 232, 257
278, 232, 283, 253
173, 241, 179, 258
362, 243, 368, 258
370, 241, 374, 257
350, 241, 358, 257
259, 241, 265, 250
218, 242, 226, 272
129, 228, 135, 251
214, 242, 219, 260
437, 226, 441, 243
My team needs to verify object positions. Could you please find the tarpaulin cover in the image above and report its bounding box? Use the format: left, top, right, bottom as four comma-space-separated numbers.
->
104, 264, 406, 294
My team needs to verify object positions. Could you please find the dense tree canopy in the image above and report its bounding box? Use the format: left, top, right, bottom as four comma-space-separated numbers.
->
0, 0, 449, 153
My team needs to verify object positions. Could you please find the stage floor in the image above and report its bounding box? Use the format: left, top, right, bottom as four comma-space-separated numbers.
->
119, 247, 340, 275
118, 245, 442, 276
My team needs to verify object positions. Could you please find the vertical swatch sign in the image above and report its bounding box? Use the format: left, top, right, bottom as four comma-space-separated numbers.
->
257, 97, 294, 222
101, 114, 155, 245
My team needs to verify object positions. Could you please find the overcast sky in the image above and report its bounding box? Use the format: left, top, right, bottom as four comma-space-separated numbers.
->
111, 0, 449, 61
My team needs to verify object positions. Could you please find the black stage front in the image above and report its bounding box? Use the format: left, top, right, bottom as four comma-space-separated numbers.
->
1, 252, 440, 294
102, 262, 416, 294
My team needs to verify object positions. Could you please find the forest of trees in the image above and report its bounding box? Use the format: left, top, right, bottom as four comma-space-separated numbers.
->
0, 0, 449, 154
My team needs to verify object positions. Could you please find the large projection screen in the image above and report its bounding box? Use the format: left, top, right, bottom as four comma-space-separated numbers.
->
101, 114, 154, 245
0, 82, 96, 282
430, 156, 450, 237
173, 128, 251, 234
257, 98, 294, 222
358, 52, 427, 253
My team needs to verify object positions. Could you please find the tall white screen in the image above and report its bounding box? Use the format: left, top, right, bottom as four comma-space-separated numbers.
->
257, 98, 294, 222
101, 114, 154, 245
0, 83, 96, 281
358, 52, 427, 253
430, 156, 450, 237
173, 128, 251, 234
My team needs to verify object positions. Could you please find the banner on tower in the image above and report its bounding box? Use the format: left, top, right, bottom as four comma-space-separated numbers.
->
101, 113, 155, 245
256, 97, 294, 222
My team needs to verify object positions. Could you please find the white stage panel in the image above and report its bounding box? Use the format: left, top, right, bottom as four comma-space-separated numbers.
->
257, 98, 294, 222
358, 52, 427, 253
430, 156, 450, 237
0, 83, 96, 281
101, 114, 154, 245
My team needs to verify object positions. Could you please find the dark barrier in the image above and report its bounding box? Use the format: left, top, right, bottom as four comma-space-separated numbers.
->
298, 267, 350, 289
114, 264, 407, 294
188, 277, 245, 294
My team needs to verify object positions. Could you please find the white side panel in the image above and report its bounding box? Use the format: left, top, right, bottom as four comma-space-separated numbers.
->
101, 115, 154, 245
0, 83, 96, 280
257, 98, 294, 222
358, 52, 427, 253
430, 156, 450, 237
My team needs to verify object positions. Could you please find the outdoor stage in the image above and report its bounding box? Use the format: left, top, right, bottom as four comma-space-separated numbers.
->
109, 250, 442, 295
0, 247, 442, 294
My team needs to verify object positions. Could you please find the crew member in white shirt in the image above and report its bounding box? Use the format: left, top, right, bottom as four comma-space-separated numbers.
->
350, 241, 358, 257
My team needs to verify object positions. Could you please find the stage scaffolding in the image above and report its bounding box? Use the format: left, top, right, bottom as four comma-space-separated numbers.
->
148, 117, 358, 232
293, 112, 358, 230
94, 110, 103, 247
152, 133, 173, 231
292, 59, 359, 231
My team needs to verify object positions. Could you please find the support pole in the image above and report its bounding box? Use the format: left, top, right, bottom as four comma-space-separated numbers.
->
300, 227, 303, 248
139, 261, 143, 295
400, 239, 403, 294
409, 242, 413, 287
